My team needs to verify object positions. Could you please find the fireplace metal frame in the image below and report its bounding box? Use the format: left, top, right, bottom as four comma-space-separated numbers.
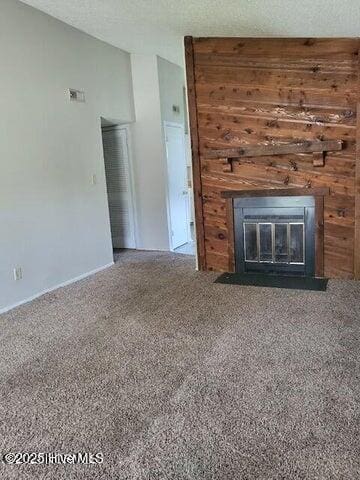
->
234, 196, 315, 276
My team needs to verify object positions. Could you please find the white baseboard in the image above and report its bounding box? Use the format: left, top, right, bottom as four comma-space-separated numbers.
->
0, 262, 114, 315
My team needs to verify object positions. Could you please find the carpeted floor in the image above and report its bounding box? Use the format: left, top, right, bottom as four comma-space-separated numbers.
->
1, 250, 360, 479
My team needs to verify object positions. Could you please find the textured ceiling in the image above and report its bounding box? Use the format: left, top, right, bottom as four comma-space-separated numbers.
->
21, 0, 360, 65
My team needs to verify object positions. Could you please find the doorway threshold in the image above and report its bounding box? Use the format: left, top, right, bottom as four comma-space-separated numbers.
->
174, 242, 195, 255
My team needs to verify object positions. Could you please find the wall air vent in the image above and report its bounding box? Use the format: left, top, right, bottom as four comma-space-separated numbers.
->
69, 88, 85, 103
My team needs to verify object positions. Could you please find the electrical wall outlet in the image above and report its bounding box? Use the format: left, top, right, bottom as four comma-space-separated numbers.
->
14, 267, 22, 281
92, 174, 97, 185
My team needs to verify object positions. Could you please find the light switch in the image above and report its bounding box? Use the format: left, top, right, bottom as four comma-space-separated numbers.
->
14, 267, 22, 281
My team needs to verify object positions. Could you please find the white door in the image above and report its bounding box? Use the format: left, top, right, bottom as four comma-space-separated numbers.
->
102, 126, 136, 249
164, 123, 189, 250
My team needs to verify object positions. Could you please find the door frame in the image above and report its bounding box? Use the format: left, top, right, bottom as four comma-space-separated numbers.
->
101, 123, 137, 249
163, 121, 190, 251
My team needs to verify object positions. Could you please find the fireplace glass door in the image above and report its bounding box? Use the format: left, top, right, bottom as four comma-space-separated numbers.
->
244, 222, 304, 265
234, 196, 315, 276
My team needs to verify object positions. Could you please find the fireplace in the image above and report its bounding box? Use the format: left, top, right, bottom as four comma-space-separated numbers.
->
234, 196, 315, 276
222, 188, 328, 278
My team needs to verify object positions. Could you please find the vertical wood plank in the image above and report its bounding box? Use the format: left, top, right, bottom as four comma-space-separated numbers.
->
184, 36, 206, 270
226, 198, 235, 272
355, 41, 360, 279
315, 196, 325, 277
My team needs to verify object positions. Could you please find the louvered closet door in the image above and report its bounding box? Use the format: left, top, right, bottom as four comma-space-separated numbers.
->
102, 127, 136, 249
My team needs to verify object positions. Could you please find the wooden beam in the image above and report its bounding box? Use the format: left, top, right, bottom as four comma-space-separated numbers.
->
184, 36, 206, 270
205, 140, 343, 159
355, 41, 360, 279
220, 158, 233, 172
315, 196, 325, 277
221, 187, 330, 199
312, 151, 325, 167
225, 198, 235, 272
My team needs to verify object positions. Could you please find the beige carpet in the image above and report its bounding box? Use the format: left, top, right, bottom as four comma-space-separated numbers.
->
0, 250, 360, 479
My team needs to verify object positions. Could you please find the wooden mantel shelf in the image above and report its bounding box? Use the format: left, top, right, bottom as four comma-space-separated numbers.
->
221, 187, 330, 199
205, 140, 342, 159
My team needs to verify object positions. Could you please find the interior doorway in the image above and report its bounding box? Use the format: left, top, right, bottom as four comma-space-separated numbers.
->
164, 122, 193, 253
101, 125, 136, 251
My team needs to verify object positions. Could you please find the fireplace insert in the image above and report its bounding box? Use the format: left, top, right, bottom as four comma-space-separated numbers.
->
234, 196, 315, 276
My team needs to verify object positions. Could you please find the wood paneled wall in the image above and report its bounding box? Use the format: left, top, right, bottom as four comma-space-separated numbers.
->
185, 37, 360, 279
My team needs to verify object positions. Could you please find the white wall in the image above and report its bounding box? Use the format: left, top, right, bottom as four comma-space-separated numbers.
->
157, 57, 194, 228
130, 55, 170, 251
0, 0, 135, 312
130, 55, 189, 252
157, 57, 186, 126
